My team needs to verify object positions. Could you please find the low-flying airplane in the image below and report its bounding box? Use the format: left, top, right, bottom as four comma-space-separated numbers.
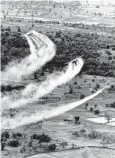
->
66, 55, 84, 66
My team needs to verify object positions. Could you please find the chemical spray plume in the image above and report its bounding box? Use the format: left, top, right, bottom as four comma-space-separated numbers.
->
1, 30, 56, 84
2, 57, 84, 110
2, 86, 109, 129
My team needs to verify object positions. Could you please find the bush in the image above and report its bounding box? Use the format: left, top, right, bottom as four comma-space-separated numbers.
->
80, 129, 86, 133
85, 103, 88, 109
88, 130, 101, 139
110, 102, 115, 108
73, 131, 81, 137
94, 109, 100, 115
8, 139, 20, 147
60, 141, 68, 149
106, 50, 111, 55
48, 144, 56, 151
16, 132, 22, 137
1, 131, 9, 139
90, 107, 93, 112
1, 142, 6, 150
39, 133, 51, 144
105, 111, 112, 123
32, 134, 40, 140
106, 45, 110, 49
74, 116, 80, 124
108, 56, 112, 60
12, 132, 22, 139
80, 94, 85, 99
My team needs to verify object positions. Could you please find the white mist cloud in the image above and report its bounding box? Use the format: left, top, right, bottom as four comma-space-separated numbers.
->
1, 30, 56, 84
2, 86, 109, 129
1, 57, 84, 109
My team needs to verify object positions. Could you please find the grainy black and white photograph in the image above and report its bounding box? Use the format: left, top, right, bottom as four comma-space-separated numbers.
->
1, 0, 115, 157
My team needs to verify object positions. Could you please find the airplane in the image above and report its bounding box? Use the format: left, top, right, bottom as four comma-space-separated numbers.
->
24, 120, 43, 131
24, 31, 47, 47
29, 32, 47, 47
66, 55, 84, 66
28, 34, 41, 51
24, 32, 48, 57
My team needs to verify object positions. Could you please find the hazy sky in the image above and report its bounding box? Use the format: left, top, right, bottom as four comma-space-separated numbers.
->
2, 0, 115, 5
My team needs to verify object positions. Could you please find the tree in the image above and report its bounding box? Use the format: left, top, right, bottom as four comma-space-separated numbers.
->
94, 109, 100, 115
90, 107, 93, 112
18, 26, 21, 32
101, 138, 108, 147
48, 144, 56, 151
72, 143, 75, 149
39, 133, 51, 145
80, 94, 85, 99
69, 85, 73, 94
1, 142, 6, 151
105, 111, 112, 123
8, 139, 20, 147
74, 116, 80, 124
60, 141, 68, 149
1, 131, 9, 139
85, 103, 88, 109
110, 102, 115, 108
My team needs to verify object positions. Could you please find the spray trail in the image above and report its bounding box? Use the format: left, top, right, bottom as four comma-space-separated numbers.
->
1, 30, 56, 84
2, 86, 109, 129
1, 57, 84, 110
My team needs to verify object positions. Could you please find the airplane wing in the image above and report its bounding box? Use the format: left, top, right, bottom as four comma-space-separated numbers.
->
23, 30, 53, 57
65, 55, 84, 65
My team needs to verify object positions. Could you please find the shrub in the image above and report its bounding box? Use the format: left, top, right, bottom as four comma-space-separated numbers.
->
32, 134, 40, 140
74, 116, 80, 124
85, 103, 88, 109
105, 111, 112, 123
106, 45, 110, 49
88, 130, 101, 139
90, 107, 93, 112
1, 131, 9, 139
106, 50, 111, 55
110, 102, 115, 108
80, 129, 86, 133
92, 79, 95, 82
73, 131, 81, 137
48, 144, 56, 151
60, 141, 68, 149
1, 142, 6, 150
39, 133, 51, 144
95, 84, 100, 89
8, 139, 20, 147
94, 109, 100, 115
74, 81, 77, 85
12, 132, 22, 139
108, 56, 112, 60
16, 132, 22, 137
80, 94, 85, 99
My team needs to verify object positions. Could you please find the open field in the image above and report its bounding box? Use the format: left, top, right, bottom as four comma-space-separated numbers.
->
27, 147, 115, 158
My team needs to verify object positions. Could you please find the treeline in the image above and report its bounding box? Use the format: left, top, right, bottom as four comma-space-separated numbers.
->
1, 85, 24, 92
43, 30, 115, 77
1, 29, 30, 70
1, 28, 115, 77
